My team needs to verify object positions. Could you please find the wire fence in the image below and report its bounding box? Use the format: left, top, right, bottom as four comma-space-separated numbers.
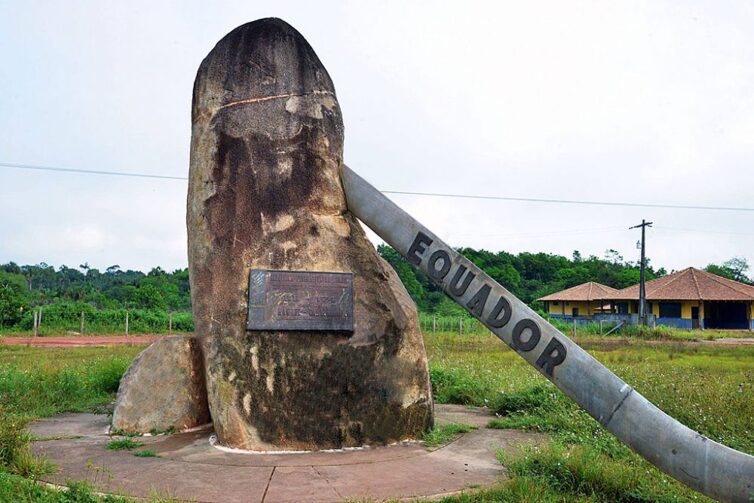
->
5, 307, 638, 338
4, 306, 193, 336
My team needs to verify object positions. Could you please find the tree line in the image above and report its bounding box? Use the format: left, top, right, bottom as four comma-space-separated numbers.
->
0, 263, 190, 328
377, 247, 751, 316
0, 251, 750, 328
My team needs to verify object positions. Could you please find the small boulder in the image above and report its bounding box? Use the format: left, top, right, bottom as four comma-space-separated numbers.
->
112, 336, 210, 433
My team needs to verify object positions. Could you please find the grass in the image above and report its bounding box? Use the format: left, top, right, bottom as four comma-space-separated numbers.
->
420, 313, 750, 342
134, 449, 158, 458
1, 330, 752, 502
148, 426, 177, 436
421, 423, 476, 448
0, 344, 152, 502
425, 330, 754, 502
106, 438, 143, 451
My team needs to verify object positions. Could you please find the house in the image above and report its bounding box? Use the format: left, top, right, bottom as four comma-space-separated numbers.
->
609, 267, 754, 329
538, 282, 619, 319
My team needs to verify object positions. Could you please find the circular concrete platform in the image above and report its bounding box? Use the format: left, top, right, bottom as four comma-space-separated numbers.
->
29, 405, 545, 502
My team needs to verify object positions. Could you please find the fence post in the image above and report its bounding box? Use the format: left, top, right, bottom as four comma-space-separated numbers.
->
38, 307, 43, 327
599, 320, 603, 336
33, 310, 38, 337
80, 311, 85, 335
125, 311, 129, 336
169, 312, 173, 334
459, 318, 463, 336
432, 314, 436, 335
572, 318, 576, 337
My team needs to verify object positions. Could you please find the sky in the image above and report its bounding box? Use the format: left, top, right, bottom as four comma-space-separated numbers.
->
1, 1, 753, 274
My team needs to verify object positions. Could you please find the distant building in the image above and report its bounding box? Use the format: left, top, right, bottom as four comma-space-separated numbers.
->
610, 267, 754, 330
538, 282, 619, 319
539, 268, 754, 330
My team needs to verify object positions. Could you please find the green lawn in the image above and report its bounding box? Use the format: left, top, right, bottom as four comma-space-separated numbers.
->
426, 331, 754, 502
0, 333, 752, 502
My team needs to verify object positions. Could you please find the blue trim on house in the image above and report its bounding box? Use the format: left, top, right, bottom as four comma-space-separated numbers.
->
549, 314, 592, 320
656, 317, 692, 329
704, 319, 749, 330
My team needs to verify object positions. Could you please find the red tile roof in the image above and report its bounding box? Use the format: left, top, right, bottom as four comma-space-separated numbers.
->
538, 282, 619, 302
610, 267, 754, 301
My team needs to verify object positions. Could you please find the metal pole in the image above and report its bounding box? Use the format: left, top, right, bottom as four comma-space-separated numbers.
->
169, 312, 173, 335
341, 165, 754, 502
80, 311, 84, 335
125, 311, 129, 336
640, 221, 646, 323
33, 310, 38, 337
630, 220, 653, 326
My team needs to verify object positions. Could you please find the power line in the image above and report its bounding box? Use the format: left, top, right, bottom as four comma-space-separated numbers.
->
654, 226, 754, 237
448, 226, 629, 239
0, 162, 187, 181
3, 161, 754, 213
382, 190, 754, 212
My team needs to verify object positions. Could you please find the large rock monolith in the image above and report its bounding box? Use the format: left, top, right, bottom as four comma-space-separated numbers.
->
188, 18, 433, 450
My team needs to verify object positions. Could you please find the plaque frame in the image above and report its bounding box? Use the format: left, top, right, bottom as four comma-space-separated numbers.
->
246, 269, 354, 332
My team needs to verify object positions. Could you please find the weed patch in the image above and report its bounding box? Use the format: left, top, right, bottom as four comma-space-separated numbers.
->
501, 442, 702, 502
148, 426, 176, 436
421, 423, 475, 448
493, 384, 551, 415
429, 366, 492, 405
106, 439, 143, 451
134, 449, 158, 458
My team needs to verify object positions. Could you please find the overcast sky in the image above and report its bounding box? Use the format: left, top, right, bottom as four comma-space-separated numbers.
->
1, 1, 753, 274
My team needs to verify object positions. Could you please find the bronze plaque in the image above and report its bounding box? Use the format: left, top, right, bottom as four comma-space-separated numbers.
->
247, 269, 354, 331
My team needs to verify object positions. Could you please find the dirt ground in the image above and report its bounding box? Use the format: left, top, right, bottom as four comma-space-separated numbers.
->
0, 335, 162, 348
2, 333, 753, 349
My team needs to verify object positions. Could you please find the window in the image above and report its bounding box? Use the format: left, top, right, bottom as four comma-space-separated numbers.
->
572, 307, 579, 317
659, 302, 682, 318
616, 302, 628, 314
553, 301, 560, 306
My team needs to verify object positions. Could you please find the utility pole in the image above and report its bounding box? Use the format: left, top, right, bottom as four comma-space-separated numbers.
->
629, 219, 653, 325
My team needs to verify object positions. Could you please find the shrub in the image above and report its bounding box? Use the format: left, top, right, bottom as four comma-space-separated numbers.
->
106, 438, 143, 451
429, 366, 490, 405
493, 384, 551, 415
87, 359, 130, 394
0, 406, 54, 479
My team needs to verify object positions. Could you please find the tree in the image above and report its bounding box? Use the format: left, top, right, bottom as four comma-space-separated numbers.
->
0, 271, 29, 326
604, 249, 624, 265
705, 257, 751, 284
723, 257, 750, 283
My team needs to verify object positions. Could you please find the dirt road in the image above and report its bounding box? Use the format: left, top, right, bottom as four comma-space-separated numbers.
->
2, 334, 752, 349
0, 335, 162, 348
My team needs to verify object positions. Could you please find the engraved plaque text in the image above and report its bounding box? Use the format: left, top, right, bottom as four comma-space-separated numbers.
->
247, 269, 354, 331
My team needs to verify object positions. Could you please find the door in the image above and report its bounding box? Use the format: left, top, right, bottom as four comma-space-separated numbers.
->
691, 306, 700, 329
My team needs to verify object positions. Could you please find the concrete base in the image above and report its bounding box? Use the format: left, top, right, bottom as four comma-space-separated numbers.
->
29, 405, 545, 502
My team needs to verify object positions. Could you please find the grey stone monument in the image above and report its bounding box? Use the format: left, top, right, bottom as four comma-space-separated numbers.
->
113, 18, 433, 451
